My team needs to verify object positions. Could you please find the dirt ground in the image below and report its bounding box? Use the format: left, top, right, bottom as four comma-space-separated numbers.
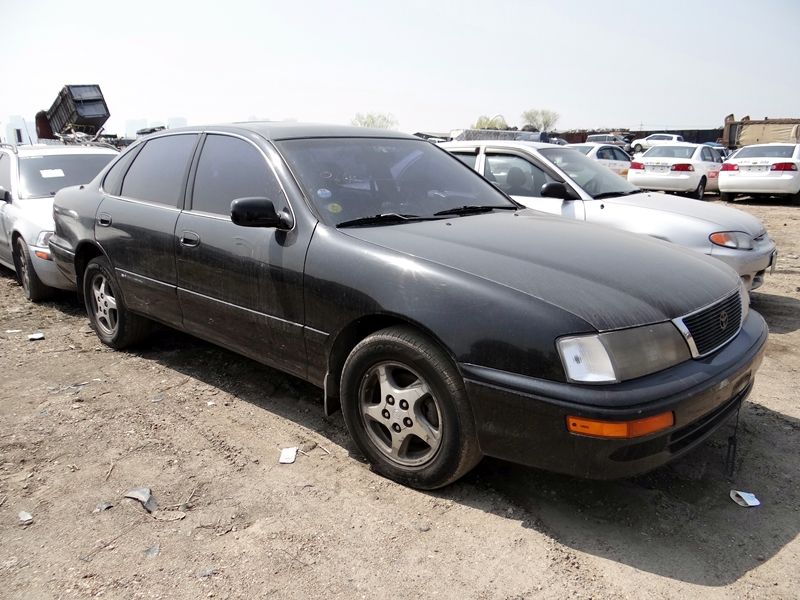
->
0, 196, 798, 600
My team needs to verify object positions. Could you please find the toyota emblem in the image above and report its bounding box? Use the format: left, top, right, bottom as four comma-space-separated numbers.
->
719, 310, 729, 331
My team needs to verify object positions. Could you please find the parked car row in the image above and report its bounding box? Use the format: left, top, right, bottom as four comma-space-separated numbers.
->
442, 139, 776, 290
0, 124, 773, 490
627, 142, 724, 200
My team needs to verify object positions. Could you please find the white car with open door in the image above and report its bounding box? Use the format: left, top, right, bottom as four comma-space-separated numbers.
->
567, 143, 632, 176
718, 143, 800, 201
627, 143, 723, 200
441, 141, 777, 290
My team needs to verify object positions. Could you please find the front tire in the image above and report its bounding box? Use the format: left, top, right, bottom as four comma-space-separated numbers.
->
14, 236, 52, 302
340, 326, 481, 489
83, 256, 151, 349
720, 192, 735, 202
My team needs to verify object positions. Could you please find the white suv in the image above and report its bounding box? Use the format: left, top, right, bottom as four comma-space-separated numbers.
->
630, 133, 684, 154
0, 143, 117, 300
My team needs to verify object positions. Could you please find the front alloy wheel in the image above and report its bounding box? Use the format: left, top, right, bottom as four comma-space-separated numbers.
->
358, 361, 442, 467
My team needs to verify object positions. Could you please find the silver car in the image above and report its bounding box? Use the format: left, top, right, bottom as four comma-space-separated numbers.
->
0, 143, 118, 300
442, 141, 777, 290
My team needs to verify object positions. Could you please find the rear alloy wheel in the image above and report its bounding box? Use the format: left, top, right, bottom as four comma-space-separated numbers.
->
340, 326, 481, 489
691, 177, 707, 200
83, 256, 151, 349
14, 237, 52, 302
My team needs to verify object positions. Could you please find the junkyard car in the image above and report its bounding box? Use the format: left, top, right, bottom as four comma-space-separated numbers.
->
567, 142, 632, 176
627, 143, 724, 199
719, 143, 800, 201
51, 124, 767, 489
442, 140, 776, 290
0, 143, 117, 300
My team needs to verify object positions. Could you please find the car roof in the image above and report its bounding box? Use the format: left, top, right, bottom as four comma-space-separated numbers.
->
737, 142, 799, 148
440, 140, 557, 151
162, 121, 415, 141
647, 142, 700, 148
567, 142, 603, 148
7, 144, 118, 156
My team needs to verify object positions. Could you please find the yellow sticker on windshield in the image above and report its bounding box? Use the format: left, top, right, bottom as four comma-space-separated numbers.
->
327, 202, 342, 214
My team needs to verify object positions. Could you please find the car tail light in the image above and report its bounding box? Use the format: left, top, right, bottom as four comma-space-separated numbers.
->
720, 163, 739, 171
670, 163, 694, 172
770, 162, 798, 171
566, 412, 674, 439
630, 161, 644, 170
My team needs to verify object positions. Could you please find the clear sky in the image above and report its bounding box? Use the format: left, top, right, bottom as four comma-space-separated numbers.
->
1, 0, 798, 136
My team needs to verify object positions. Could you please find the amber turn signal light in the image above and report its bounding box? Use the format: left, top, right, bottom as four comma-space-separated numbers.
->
566, 412, 674, 439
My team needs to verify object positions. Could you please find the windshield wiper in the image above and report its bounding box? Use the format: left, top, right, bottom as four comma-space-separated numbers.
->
433, 205, 518, 217
336, 213, 430, 228
592, 190, 640, 200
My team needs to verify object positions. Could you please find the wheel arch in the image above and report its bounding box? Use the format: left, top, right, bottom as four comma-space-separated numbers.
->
323, 313, 460, 416
74, 242, 107, 296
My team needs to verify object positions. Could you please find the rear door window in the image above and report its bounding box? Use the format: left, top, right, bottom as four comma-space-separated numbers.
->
121, 134, 199, 207
611, 148, 630, 161
191, 135, 285, 215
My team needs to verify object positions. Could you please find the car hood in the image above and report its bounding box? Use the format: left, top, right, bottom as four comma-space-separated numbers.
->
342, 211, 740, 332
602, 192, 766, 235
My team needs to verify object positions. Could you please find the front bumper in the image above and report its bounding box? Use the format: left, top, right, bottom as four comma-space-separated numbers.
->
461, 310, 767, 479
28, 243, 74, 291
710, 237, 777, 291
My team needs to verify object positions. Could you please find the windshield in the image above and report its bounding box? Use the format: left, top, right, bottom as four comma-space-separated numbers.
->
538, 147, 638, 197
734, 145, 795, 159
643, 145, 696, 159
568, 145, 592, 155
276, 138, 515, 226
18, 153, 115, 199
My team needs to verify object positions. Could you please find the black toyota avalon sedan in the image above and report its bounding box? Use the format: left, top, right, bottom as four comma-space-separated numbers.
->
49, 123, 767, 489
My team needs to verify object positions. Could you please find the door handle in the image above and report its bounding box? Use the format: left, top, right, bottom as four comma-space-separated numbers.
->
98, 213, 112, 227
179, 231, 200, 247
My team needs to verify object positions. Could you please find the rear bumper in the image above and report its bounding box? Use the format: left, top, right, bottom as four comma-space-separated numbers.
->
461, 310, 767, 479
719, 172, 800, 195
628, 172, 699, 192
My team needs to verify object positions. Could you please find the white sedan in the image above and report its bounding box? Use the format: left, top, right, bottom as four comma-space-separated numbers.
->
627, 143, 724, 200
567, 143, 631, 176
719, 143, 800, 201
630, 133, 684, 154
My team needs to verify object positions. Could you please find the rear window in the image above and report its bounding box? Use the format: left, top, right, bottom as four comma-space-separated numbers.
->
734, 145, 795, 159
18, 153, 115, 199
568, 145, 592, 155
643, 146, 695, 159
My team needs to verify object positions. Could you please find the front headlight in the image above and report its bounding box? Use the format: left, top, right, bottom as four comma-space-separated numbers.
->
35, 231, 54, 247
709, 231, 753, 250
557, 322, 691, 384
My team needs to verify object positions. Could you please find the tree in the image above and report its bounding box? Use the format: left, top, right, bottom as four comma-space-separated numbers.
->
472, 115, 508, 129
351, 112, 398, 129
521, 109, 560, 131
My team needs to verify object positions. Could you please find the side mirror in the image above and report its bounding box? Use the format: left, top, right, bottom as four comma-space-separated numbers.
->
0, 186, 10, 203
541, 182, 577, 200
230, 197, 294, 229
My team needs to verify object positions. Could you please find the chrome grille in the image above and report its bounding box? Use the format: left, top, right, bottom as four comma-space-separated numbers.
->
677, 292, 742, 357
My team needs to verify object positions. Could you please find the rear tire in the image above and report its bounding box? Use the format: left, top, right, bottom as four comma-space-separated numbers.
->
14, 236, 52, 302
691, 177, 707, 200
720, 192, 735, 203
340, 325, 482, 489
83, 256, 151, 349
